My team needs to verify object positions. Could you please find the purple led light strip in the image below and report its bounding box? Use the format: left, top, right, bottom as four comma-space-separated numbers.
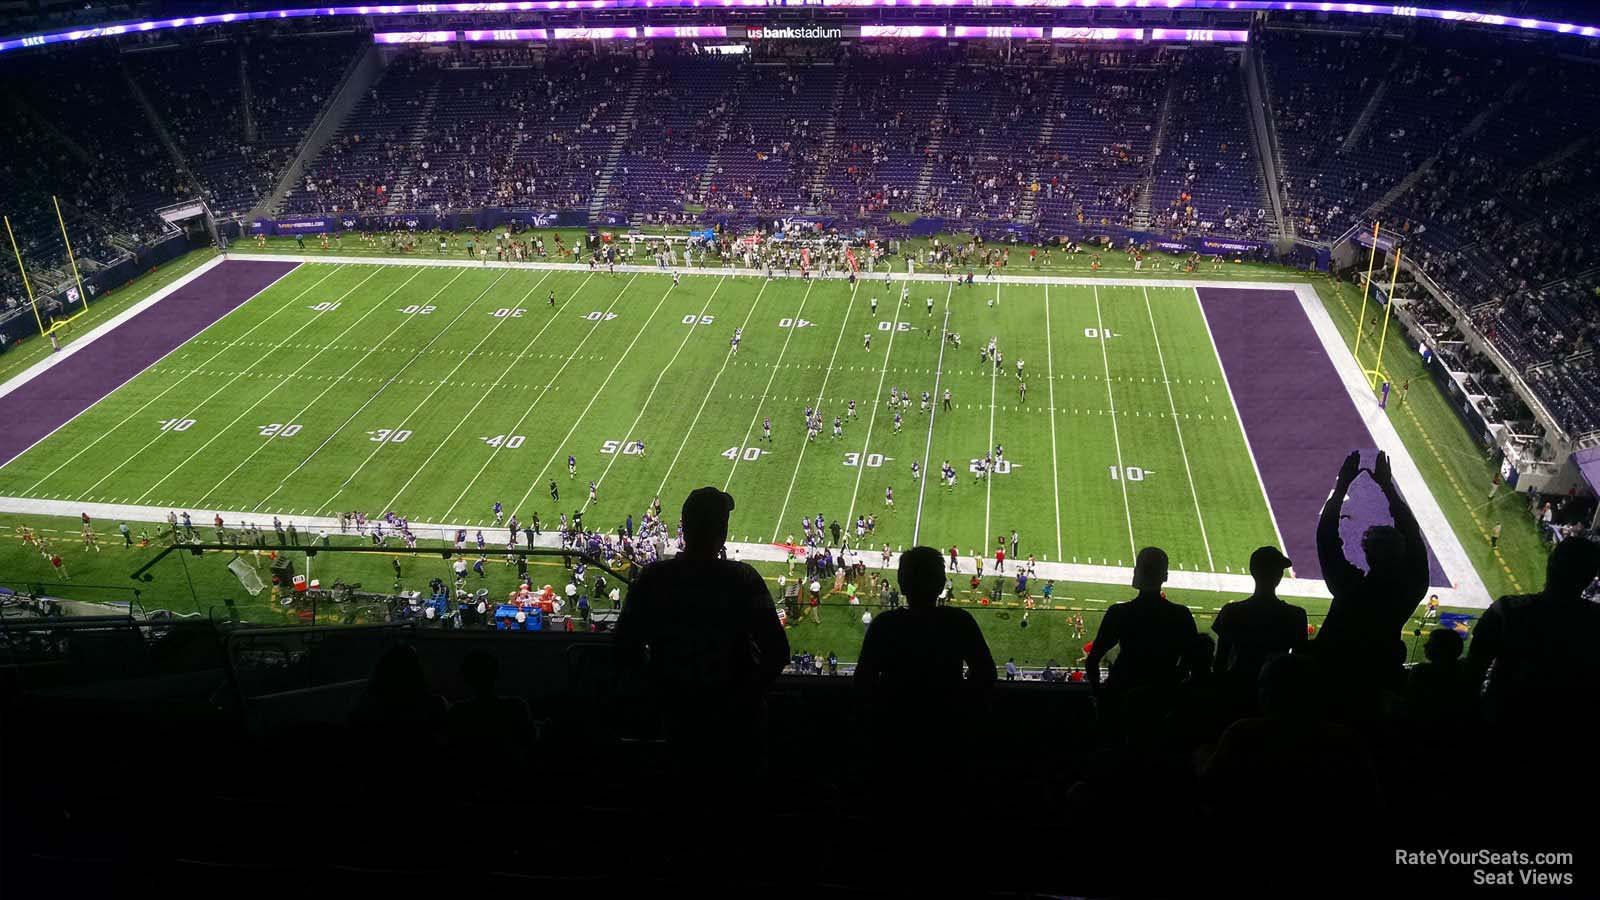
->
4, 2, 1598, 55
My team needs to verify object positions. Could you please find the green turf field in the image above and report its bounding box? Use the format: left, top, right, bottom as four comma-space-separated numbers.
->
0, 261, 1287, 579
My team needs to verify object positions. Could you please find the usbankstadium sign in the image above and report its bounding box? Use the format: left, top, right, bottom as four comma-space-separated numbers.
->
744, 24, 851, 40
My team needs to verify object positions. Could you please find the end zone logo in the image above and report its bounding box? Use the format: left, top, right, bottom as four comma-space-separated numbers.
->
745, 25, 844, 40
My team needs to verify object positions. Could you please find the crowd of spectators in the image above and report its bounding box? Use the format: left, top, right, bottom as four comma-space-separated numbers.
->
325, 468, 1600, 892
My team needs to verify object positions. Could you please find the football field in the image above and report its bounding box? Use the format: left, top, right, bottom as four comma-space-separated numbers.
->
0, 254, 1487, 602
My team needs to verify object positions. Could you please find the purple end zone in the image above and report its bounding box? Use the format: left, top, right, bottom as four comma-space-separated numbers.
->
1197, 287, 1449, 586
0, 259, 298, 469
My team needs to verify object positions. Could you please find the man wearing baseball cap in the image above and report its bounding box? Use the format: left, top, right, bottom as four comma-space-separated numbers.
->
1211, 546, 1309, 714
613, 486, 789, 763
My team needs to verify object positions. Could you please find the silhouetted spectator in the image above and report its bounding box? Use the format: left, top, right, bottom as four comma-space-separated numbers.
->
1085, 547, 1198, 693
614, 486, 789, 763
349, 644, 448, 747
1212, 546, 1307, 713
1315, 451, 1428, 697
855, 545, 996, 708
1405, 628, 1476, 735
1199, 654, 1377, 860
1467, 536, 1600, 732
447, 650, 532, 760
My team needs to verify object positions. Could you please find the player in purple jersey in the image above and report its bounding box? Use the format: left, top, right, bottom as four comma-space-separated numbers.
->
762, 417, 772, 441
885, 486, 895, 507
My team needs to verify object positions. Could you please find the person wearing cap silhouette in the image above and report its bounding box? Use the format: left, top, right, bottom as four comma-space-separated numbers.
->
613, 486, 789, 761
1211, 546, 1308, 712
1084, 546, 1198, 694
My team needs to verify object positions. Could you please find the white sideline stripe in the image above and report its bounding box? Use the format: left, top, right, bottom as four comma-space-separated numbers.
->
1192, 287, 1290, 567
222, 251, 1311, 291
910, 286, 953, 545
1093, 286, 1138, 559
444, 274, 639, 519
1290, 283, 1491, 606
769, 280, 854, 538
256, 268, 506, 511
0, 255, 226, 405
0, 256, 258, 475
188, 267, 440, 505
384, 272, 594, 513
653, 280, 772, 500
510, 279, 680, 517
1141, 286, 1214, 572
77, 266, 365, 502
325, 269, 554, 510
583, 277, 728, 512
724, 281, 814, 494
16, 263, 327, 493
1043, 285, 1064, 561
0, 494, 1491, 609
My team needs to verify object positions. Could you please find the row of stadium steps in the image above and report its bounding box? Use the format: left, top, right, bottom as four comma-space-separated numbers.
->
1242, 42, 1288, 237
1130, 74, 1178, 230
384, 79, 441, 214
1016, 77, 1068, 226
801, 73, 850, 212
910, 67, 958, 214
119, 58, 204, 206
587, 65, 652, 223
1360, 73, 1527, 224
1338, 78, 1390, 154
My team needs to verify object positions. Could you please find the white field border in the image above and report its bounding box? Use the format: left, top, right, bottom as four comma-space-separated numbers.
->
0, 251, 1493, 608
219, 250, 1312, 292
1288, 282, 1490, 607
0, 256, 303, 473
0, 494, 1481, 607
0, 255, 227, 405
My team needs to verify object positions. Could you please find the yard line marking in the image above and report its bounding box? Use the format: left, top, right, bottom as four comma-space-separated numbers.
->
442, 275, 640, 518
76, 266, 387, 502
510, 278, 680, 517
254, 269, 508, 511
1142, 286, 1214, 572
1191, 287, 1289, 561
983, 284, 1000, 551
22, 264, 343, 494
910, 284, 954, 545
382, 272, 596, 513
583, 277, 728, 512
770, 282, 860, 539
324, 269, 556, 510
183, 268, 453, 506
1044, 285, 1063, 562
840, 284, 900, 535
1093, 285, 1137, 559
724, 281, 816, 494
654, 280, 772, 500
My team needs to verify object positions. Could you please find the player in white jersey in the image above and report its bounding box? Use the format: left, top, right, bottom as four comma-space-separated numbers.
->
847, 399, 856, 419
1016, 358, 1024, 380
864, 332, 871, 352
